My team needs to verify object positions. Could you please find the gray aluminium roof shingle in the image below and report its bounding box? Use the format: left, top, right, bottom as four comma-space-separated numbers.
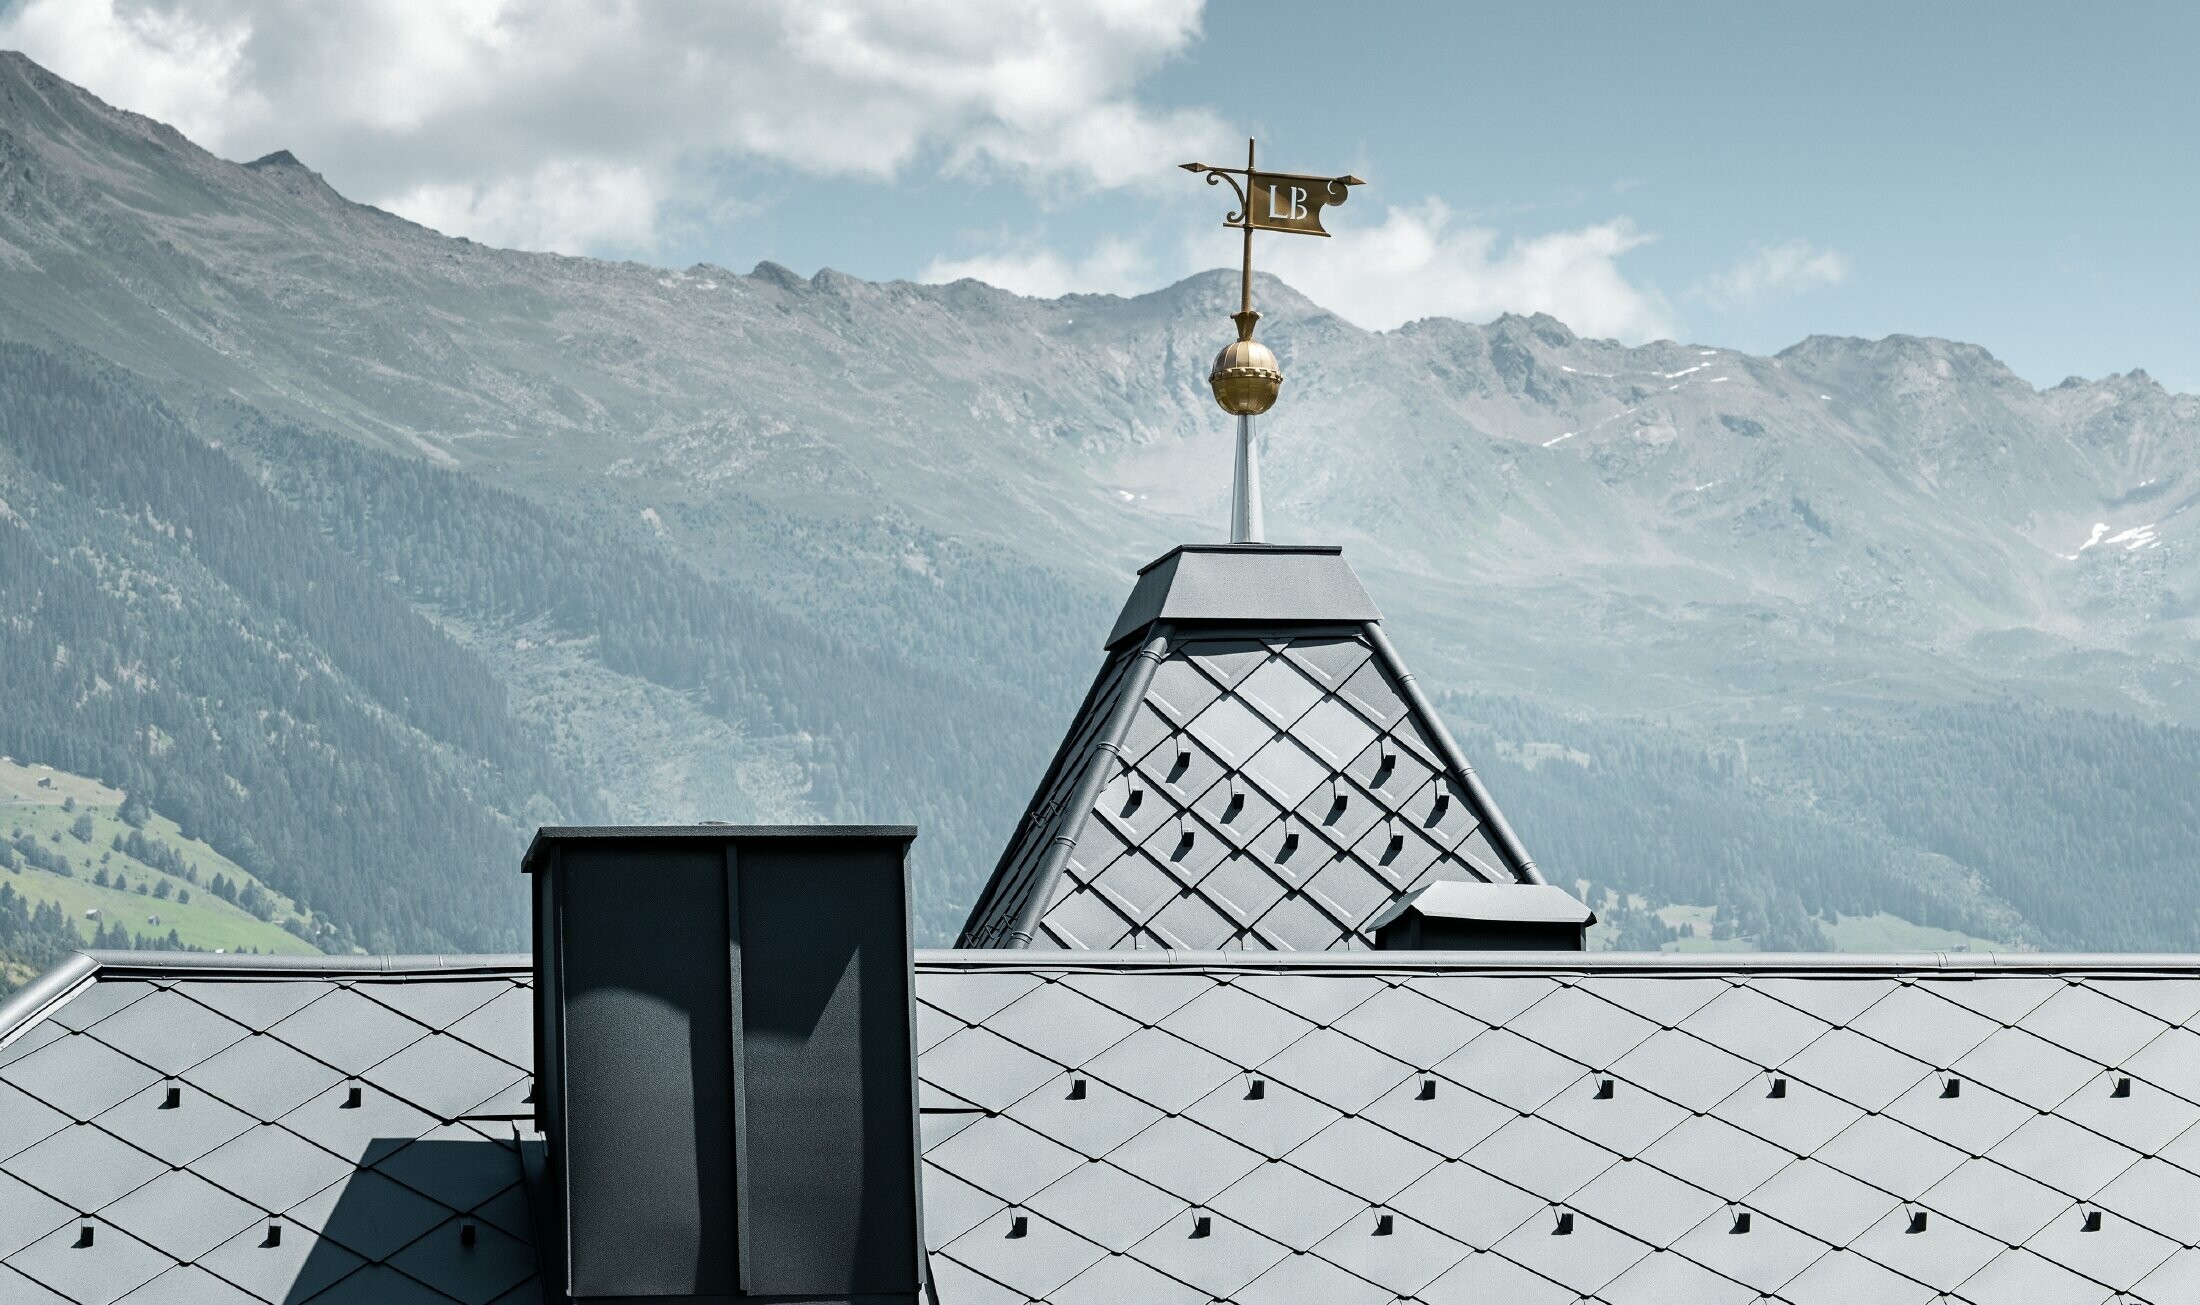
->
11, 950, 2200, 1305
958, 543, 1550, 953
961, 625, 1543, 952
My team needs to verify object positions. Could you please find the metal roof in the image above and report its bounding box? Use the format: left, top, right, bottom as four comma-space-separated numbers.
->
960, 546, 1545, 951
9, 949, 2200, 1303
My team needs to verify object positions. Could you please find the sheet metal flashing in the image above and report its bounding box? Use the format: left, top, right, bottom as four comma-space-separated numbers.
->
1367, 882, 1598, 932
1105, 543, 1381, 649
523, 823, 916, 871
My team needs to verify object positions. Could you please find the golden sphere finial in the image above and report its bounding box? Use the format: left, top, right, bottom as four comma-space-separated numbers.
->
1209, 309, 1282, 416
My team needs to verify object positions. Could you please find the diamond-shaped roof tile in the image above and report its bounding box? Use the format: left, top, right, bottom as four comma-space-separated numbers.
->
96, 1168, 259, 1262
113, 1263, 263, 1304
1123, 1205, 1289, 1301
3, 1215, 171, 1305
1677, 984, 1833, 1069
1667, 1203, 1830, 1296
47, 981, 155, 1033
1742, 1158, 1900, 1248
167, 981, 326, 1032
1490, 1206, 1653, 1296
1245, 1246, 1421, 1305
0, 1080, 71, 1165
363, 1033, 525, 1122
439, 987, 531, 1069
1206, 1156, 1364, 1251
283, 1168, 459, 1263
0, 1168, 74, 1259
1844, 1201, 2004, 1294
1955, 1246, 2123, 1305
2017, 983, 2174, 1068
179, 1033, 345, 1123
386, 1214, 537, 1305
1283, 1115, 1441, 1203
1025, 1158, 1186, 1252
77, 989, 250, 1078
2, 1121, 166, 1212
1001, 1074, 1166, 1161
1565, 1156, 1727, 1250
195, 1216, 367, 1305
1048, 1248, 1207, 1305
2, 1031, 163, 1121
1102, 1115, 1264, 1206
927, 1115, 1088, 1206
941, 1206, 1107, 1301
1596, 1246, 1760, 1305
1917, 1158, 2070, 1245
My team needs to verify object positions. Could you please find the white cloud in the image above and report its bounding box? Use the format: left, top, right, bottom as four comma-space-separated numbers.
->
0, 0, 1230, 253
1261, 199, 1675, 342
921, 237, 1151, 300
1697, 239, 1849, 310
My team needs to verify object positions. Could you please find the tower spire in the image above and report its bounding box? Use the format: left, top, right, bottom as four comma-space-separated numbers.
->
1180, 140, 1362, 543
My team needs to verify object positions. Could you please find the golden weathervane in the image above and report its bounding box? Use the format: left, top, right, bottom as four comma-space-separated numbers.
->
1181, 139, 1363, 542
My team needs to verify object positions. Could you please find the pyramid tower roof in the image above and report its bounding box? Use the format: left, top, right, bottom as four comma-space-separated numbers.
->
958, 543, 1545, 949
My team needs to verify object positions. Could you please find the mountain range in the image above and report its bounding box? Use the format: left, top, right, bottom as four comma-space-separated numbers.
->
2, 50, 2196, 961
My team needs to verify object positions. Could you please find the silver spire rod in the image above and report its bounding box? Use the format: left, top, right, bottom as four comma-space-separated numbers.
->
1231, 413, 1264, 543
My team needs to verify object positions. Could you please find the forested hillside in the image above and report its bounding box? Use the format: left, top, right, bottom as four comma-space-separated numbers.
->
238, 416, 1099, 935
0, 343, 589, 953
1448, 692, 2200, 952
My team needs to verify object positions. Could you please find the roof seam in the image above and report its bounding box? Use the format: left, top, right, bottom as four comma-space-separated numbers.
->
1004, 625, 1174, 948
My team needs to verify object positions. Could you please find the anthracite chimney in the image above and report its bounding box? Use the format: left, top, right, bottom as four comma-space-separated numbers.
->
524, 825, 924, 1303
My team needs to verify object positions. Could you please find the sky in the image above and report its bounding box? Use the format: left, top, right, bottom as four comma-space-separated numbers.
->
3, 0, 2196, 389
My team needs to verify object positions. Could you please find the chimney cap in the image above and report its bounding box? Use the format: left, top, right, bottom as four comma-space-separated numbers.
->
523, 823, 916, 872
1107, 544, 1380, 649
1367, 882, 1598, 933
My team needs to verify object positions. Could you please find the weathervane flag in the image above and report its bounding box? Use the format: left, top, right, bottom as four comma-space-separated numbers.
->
1180, 140, 1363, 544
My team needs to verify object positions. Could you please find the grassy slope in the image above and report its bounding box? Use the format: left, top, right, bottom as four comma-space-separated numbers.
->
0, 757, 319, 960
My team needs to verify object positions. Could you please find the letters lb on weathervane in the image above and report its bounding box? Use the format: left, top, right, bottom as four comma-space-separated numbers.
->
1241, 170, 1359, 236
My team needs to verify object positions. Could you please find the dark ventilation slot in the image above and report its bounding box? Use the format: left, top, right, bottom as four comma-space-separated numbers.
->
1385, 820, 1404, 858
75, 1223, 94, 1249
1767, 1076, 1787, 1098
1245, 1075, 1266, 1100
1431, 791, 1450, 820
1906, 1207, 1928, 1234
1280, 831, 1299, 858
1124, 784, 1144, 814
1171, 746, 1192, 779
342, 1081, 363, 1109
1007, 1212, 1028, 1239
1552, 1209, 1575, 1236
1377, 744, 1397, 782
1593, 1077, 1615, 1100
262, 1220, 282, 1248
1067, 1076, 1088, 1100
460, 1218, 477, 1248
1729, 1209, 1751, 1234
160, 1080, 181, 1109
1940, 1075, 1962, 1098
1191, 1210, 1212, 1238
1224, 775, 1245, 820
1373, 1211, 1394, 1236
2112, 1074, 2132, 1097
2082, 1208, 2104, 1232
1417, 1076, 1437, 1100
